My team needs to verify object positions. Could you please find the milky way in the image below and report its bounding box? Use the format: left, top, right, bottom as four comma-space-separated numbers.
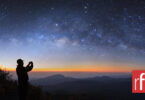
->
0, 0, 145, 71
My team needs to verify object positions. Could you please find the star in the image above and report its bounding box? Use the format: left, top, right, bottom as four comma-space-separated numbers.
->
55, 23, 59, 27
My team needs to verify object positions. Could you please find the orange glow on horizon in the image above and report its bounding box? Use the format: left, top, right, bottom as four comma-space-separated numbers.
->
5, 66, 132, 73
2, 63, 145, 73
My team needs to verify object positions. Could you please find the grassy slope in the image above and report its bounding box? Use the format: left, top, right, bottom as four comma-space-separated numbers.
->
0, 69, 46, 100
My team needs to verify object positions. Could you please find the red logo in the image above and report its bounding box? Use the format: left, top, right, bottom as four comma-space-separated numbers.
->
132, 70, 145, 93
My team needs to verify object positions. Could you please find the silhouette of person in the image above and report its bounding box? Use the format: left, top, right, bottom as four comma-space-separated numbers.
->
16, 59, 33, 100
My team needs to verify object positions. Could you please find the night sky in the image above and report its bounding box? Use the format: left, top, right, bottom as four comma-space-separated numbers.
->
0, 0, 145, 72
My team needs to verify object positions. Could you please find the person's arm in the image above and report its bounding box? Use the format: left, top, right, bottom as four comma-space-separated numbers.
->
26, 62, 33, 72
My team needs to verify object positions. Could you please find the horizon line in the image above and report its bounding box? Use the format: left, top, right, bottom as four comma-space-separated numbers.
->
6, 69, 131, 73
0, 66, 140, 73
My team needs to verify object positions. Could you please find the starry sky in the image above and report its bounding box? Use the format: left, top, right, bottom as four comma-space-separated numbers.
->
0, 0, 145, 72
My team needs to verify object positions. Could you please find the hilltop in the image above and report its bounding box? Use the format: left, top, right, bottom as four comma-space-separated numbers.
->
0, 69, 46, 100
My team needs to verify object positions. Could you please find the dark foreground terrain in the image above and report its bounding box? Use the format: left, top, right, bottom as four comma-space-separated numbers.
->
0, 69, 45, 100
1, 69, 145, 100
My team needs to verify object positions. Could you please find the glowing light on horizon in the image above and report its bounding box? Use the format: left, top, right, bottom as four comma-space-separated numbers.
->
5, 64, 145, 73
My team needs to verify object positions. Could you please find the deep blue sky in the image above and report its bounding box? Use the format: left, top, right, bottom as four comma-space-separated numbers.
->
0, 0, 145, 72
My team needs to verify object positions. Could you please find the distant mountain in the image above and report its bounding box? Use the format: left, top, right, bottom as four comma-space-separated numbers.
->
30, 74, 131, 93
31, 74, 77, 86
40, 76, 131, 94
30, 75, 145, 100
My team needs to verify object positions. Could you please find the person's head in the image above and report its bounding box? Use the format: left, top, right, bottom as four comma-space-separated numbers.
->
17, 59, 24, 66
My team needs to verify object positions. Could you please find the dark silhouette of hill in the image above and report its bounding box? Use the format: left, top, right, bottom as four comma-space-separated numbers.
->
0, 69, 46, 100
31, 74, 77, 86
31, 74, 145, 100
